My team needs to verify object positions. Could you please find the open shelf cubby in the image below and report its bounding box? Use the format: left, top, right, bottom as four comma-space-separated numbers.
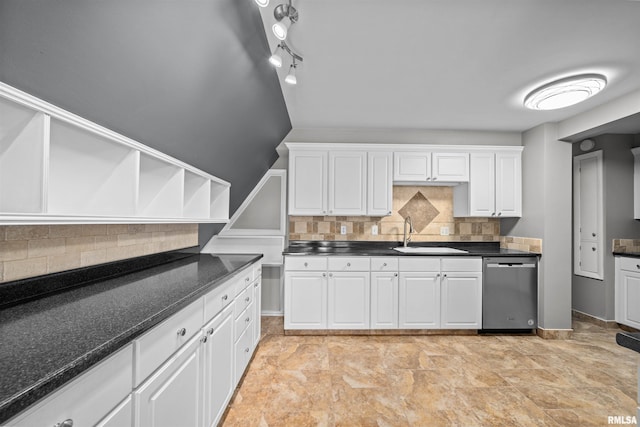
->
183, 171, 210, 219
138, 154, 184, 218
210, 183, 230, 221
48, 119, 138, 217
0, 97, 46, 214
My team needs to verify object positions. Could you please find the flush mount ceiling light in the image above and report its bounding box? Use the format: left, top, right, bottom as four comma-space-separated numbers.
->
524, 74, 607, 110
254, 0, 303, 85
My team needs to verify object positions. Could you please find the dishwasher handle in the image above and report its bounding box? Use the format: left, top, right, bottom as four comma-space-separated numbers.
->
486, 263, 536, 268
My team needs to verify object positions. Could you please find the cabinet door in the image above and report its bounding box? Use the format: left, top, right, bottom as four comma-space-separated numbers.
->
371, 272, 398, 329
495, 151, 522, 217
440, 272, 482, 329
394, 152, 430, 181
289, 150, 327, 215
617, 269, 640, 329
96, 395, 132, 427
328, 271, 370, 329
367, 151, 393, 216
234, 326, 254, 385
469, 152, 496, 216
432, 153, 469, 182
253, 279, 262, 347
135, 334, 203, 427
328, 151, 367, 215
398, 272, 440, 329
202, 305, 234, 427
284, 272, 327, 329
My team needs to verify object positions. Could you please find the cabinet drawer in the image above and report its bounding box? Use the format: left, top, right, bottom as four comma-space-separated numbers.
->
8, 344, 133, 427
234, 326, 254, 385
204, 280, 234, 323
619, 257, 640, 272
328, 257, 370, 271
399, 257, 440, 272
441, 257, 482, 272
370, 257, 398, 271
134, 298, 204, 386
235, 268, 254, 296
234, 301, 255, 342
285, 256, 328, 271
235, 285, 253, 318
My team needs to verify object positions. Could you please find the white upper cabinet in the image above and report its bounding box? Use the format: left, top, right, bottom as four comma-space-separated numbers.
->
328, 151, 367, 215
394, 151, 469, 183
453, 148, 523, 218
367, 151, 393, 216
0, 82, 229, 224
288, 150, 328, 215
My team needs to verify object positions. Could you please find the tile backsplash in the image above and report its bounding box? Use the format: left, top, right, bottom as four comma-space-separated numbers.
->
612, 239, 640, 254
0, 224, 198, 283
500, 236, 542, 254
289, 186, 500, 242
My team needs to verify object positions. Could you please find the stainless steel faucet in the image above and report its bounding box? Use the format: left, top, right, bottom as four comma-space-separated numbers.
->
403, 216, 414, 247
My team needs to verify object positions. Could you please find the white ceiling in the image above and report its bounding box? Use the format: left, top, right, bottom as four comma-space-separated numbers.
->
258, 0, 640, 133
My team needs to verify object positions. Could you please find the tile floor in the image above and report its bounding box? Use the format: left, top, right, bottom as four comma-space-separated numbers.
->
221, 317, 639, 426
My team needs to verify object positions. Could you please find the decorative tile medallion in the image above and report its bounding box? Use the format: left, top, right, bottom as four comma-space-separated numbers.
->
397, 192, 440, 233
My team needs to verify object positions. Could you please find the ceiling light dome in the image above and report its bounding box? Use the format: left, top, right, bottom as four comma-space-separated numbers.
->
524, 74, 607, 110
254, 0, 269, 7
272, 20, 290, 40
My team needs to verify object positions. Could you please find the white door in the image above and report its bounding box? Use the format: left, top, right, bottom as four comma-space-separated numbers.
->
432, 152, 469, 182
202, 305, 234, 427
495, 151, 522, 217
370, 272, 398, 329
289, 150, 327, 215
328, 151, 367, 215
398, 272, 440, 328
574, 151, 603, 280
284, 272, 327, 329
135, 334, 203, 427
367, 151, 393, 216
394, 152, 431, 181
440, 272, 482, 329
328, 271, 370, 329
469, 152, 496, 216
618, 269, 640, 329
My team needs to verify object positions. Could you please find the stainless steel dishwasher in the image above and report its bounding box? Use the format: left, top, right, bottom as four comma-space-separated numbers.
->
482, 257, 538, 331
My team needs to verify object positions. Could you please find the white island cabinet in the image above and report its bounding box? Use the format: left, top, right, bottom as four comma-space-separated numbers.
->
5, 259, 262, 427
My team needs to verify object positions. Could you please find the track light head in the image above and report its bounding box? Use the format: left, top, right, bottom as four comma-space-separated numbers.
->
285, 61, 297, 85
272, 3, 298, 40
254, 0, 269, 7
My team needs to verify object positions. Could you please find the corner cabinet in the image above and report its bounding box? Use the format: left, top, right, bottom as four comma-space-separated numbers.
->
0, 82, 229, 224
453, 148, 523, 218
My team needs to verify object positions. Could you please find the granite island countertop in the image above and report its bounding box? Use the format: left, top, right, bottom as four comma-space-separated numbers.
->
283, 241, 540, 257
0, 251, 262, 424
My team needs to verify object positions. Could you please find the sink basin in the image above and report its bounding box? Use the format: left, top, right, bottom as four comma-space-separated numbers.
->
393, 247, 469, 254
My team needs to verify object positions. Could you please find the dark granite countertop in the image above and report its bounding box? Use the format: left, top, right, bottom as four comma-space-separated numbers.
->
0, 251, 262, 424
283, 241, 540, 257
616, 331, 640, 354
613, 252, 640, 259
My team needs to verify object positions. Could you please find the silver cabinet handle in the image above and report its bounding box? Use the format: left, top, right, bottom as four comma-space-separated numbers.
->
245, 277, 250, 282
592, 233, 596, 237
432, 177, 437, 181
498, 212, 502, 216
491, 212, 495, 216
383, 263, 387, 267
177, 328, 186, 337
329, 273, 333, 277
426, 177, 431, 181
254, 283, 259, 288
394, 273, 398, 277
347, 263, 351, 267
443, 274, 447, 278
636, 264, 640, 269
436, 273, 440, 277
222, 295, 228, 301
245, 297, 250, 302
207, 328, 214, 335
322, 273, 327, 277
388, 211, 392, 215
200, 335, 208, 344
54, 420, 73, 427
245, 347, 250, 353
304, 262, 308, 267
592, 247, 596, 251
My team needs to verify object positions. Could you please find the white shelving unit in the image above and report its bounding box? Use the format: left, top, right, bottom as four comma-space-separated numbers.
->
0, 82, 230, 224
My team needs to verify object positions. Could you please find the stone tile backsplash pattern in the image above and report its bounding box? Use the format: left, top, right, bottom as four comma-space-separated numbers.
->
613, 239, 640, 254
289, 186, 500, 242
0, 224, 198, 283
499, 236, 542, 254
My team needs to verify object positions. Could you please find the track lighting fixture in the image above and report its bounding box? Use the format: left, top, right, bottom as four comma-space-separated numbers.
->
285, 60, 297, 85
255, 0, 304, 85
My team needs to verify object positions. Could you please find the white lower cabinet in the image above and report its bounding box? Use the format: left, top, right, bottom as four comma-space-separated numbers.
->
96, 395, 133, 427
616, 257, 640, 329
202, 304, 235, 427
284, 271, 328, 329
399, 272, 440, 328
440, 272, 482, 329
370, 272, 399, 329
134, 334, 204, 427
328, 271, 370, 329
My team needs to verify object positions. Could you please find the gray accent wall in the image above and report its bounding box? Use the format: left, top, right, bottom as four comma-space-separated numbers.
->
502, 123, 573, 331
572, 134, 640, 320
0, 0, 291, 246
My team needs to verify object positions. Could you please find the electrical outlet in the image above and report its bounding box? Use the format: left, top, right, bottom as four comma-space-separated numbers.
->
340, 225, 347, 235
371, 225, 378, 235
440, 226, 450, 236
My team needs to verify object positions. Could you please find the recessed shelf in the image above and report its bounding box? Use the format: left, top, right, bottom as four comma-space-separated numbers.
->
210, 183, 230, 221
0, 98, 46, 214
138, 154, 184, 218
48, 119, 138, 217
184, 171, 210, 219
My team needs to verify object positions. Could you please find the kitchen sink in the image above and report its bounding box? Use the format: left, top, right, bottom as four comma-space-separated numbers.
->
393, 247, 469, 254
